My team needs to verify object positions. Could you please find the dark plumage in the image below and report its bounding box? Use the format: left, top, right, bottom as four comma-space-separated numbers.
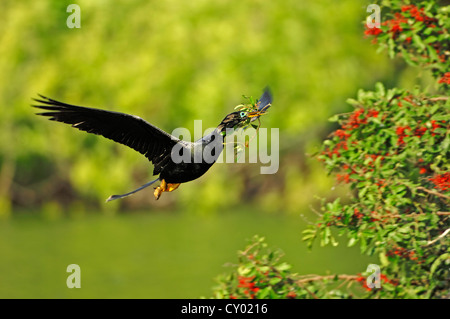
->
32, 88, 272, 201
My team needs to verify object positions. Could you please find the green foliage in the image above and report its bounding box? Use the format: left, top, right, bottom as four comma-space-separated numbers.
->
213, 0, 449, 299
212, 236, 298, 299
365, 0, 449, 83
212, 236, 359, 299
305, 83, 449, 298
305, 0, 450, 298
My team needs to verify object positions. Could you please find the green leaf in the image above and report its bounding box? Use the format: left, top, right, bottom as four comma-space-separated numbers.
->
328, 114, 340, 122
424, 35, 438, 44
379, 251, 389, 267
412, 34, 426, 52
237, 265, 251, 276
347, 237, 357, 247
346, 98, 360, 106
322, 227, 331, 246
430, 253, 450, 277
275, 262, 291, 272
398, 226, 411, 234
375, 82, 385, 97
331, 236, 339, 247
401, 48, 417, 66
388, 38, 396, 59
269, 277, 282, 285
258, 287, 271, 299
360, 235, 367, 253
440, 135, 450, 152
259, 266, 270, 273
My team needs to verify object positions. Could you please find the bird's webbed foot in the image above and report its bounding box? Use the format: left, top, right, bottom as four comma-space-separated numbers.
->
153, 179, 181, 200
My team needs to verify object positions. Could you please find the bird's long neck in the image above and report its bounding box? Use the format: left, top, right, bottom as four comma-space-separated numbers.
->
214, 124, 227, 136
195, 119, 232, 144
215, 113, 239, 136
195, 125, 226, 145
215, 117, 238, 136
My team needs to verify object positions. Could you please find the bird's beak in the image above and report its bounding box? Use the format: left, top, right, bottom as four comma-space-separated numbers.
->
247, 110, 266, 122
247, 111, 260, 118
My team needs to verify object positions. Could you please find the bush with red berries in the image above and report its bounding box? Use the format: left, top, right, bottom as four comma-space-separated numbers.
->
305, 81, 449, 298
212, 0, 448, 299
212, 236, 308, 299
364, 1, 449, 84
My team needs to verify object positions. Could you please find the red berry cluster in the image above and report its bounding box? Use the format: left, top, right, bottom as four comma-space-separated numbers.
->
401, 5, 437, 24
342, 108, 375, 131
336, 164, 356, 184
383, 12, 408, 38
336, 173, 351, 184
396, 119, 445, 146
321, 141, 348, 159
429, 120, 443, 137
366, 153, 385, 166
395, 125, 410, 145
353, 208, 364, 219
375, 5, 438, 39
429, 172, 450, 192
363, 3, 448, 84
286, 291, 297, 299
319, 208, 386, 228
334, 129, 350, 139
321, 108, 379, 162
364, 25, 383, 37
343, 108, 379, 131
356, 273, 397, 291
363, 5, 435, 39
237, 275, 260, 298
386, 246, 420, 261
438, 72, 450, 85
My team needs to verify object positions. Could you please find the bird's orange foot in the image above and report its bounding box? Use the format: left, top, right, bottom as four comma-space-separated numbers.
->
153, 180, 180, 200
153, 187, 162, 200
154, 179, 166, 200
167, 183, 180, 192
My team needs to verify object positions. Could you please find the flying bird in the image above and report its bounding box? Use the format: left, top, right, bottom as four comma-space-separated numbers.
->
33, 88, 272, 201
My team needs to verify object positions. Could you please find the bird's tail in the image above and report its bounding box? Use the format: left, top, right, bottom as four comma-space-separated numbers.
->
106, 178, 160, 202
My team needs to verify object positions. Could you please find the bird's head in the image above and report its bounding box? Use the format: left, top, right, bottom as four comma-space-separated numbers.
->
219, 110, 265, 130
218, 88, 272, 133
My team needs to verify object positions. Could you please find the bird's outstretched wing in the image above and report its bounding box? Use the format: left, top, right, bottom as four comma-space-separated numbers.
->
32, 95, 183, 175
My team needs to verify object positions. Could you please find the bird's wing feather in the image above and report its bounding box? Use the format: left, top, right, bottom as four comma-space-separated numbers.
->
32, 95, 186, 174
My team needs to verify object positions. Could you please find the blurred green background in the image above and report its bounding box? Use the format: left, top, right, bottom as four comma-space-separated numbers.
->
0, 0, 427, 298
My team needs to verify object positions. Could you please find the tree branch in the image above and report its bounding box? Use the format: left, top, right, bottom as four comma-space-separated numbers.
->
417, 186, 450, 201
427, 96, 449, 102
296, 274, 359, 284
425, 228, 450, 246
371, 211, 450, 219
296, 280, 319, 299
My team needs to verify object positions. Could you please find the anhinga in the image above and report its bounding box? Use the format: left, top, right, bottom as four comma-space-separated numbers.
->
33, 88, 272, 201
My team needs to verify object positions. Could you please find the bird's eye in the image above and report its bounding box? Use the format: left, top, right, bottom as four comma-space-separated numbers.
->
239, 111, 247, 118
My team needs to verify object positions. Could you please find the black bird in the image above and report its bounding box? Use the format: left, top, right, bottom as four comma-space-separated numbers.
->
33, 88, 272, 201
